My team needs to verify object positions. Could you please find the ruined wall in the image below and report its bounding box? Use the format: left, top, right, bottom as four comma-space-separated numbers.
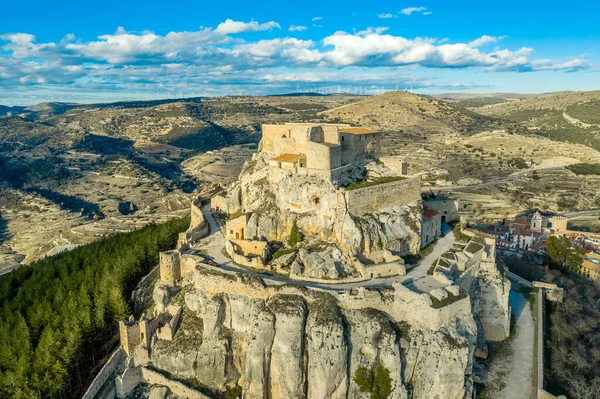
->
229, 239, 268, 259
211, 194, 228, 213
344, 178, 421, 216
119, 320, 140, 356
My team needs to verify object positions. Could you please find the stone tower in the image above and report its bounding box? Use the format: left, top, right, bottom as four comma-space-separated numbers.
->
531, 211, 542, 233
159, 250, 181, 283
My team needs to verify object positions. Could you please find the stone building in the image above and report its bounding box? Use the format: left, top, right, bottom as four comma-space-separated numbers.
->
226, 213, 250, 240
531, 211, 543, 233
421, 207, 442, 248
210, 192, 228, 213
580, 252, 600, 286
548, 216, 568, 232
261, 123, 379, 182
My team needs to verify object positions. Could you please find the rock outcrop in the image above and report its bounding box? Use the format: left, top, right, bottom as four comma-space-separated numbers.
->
226, 152, 422, 260
149, 265, 479, 399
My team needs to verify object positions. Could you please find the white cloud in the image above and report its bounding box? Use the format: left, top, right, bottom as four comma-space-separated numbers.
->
289, 25, 307, 32
0, 24, 588, 99
400, 7, 428, 16
378, 13, 393, 19
469, 35, 507, 47
214, 19, 281, 35
530, 58, 588, 71
312, 16, 322, 21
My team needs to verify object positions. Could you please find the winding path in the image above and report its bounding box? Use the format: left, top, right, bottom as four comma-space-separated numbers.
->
193, 204, 455, 293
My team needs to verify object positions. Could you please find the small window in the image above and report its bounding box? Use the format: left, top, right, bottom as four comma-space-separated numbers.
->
341, 136, 345, 141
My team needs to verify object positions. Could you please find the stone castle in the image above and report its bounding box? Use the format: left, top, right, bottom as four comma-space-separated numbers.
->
262, 123, 379, 183
85, 122, 511, 399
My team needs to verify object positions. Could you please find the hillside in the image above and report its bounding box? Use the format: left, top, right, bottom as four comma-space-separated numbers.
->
433, 92, 539, 108
0, 95, 359, 269
474, 90, 600, 150
320, 90, 500, 135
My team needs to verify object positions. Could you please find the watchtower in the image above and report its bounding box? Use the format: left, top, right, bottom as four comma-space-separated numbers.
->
159, 250, 181, 283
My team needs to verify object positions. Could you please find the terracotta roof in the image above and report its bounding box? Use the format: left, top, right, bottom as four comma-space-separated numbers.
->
338, 127, 378, 135
531, 241, 545, 251
270, 153, 306, 163
423, 207, 440, 219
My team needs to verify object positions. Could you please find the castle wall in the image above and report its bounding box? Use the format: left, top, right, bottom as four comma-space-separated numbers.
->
115, 365, 143, 398
190, 261, 471, 332
261, 125, 293, 152
211, 194, 228, 213
141, 367, 211, 399
548, 216, 568, 232
344, 178, 421, 216
229, 239, 269, 259
309, 126, 324, 143
340, 133, 378, 165
305, 141, 338, 170
82, 347, 125, 399
119, 321, 140, 356
337, 283, 472, 331
290, 126, 310, 143
322, 125, 340, 143
271, 137, 299, 156
156, 306, 183, 341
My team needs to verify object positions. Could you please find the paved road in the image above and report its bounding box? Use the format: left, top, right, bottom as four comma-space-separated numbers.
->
0, 263, 20, 277
486, 290, 535, 399
425, 167, 563, 193
194, 205, 455, 293
564, 209, 600, 220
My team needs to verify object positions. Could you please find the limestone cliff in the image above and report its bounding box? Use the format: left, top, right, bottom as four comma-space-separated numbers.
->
222, 152, 422, 257
148, 265, 478, 399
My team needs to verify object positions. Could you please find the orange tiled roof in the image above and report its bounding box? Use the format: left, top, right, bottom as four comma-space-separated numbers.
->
271, 153, 306, 163
338, 127, 378, 135
423, 207, 440, 219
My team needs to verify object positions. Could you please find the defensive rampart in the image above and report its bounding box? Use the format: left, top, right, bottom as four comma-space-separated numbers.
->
344, 178, 421, 216
191, 262, 471, 331
82, 347, 125, 399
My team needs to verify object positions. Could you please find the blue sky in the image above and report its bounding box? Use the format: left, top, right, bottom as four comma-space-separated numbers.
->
0, 0, 598, 104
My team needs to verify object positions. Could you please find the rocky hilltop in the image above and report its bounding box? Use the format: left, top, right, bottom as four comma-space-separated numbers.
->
222, 150, 422, 258
89, 123, 512, 399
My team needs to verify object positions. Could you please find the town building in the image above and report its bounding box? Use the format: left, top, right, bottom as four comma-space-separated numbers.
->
580, 252, 600, 286
421, 207, 442, 248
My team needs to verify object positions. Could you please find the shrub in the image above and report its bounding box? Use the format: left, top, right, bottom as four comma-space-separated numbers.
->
353, 363, 392, 399
567, 163, 600, 176
287, 219, 302, 247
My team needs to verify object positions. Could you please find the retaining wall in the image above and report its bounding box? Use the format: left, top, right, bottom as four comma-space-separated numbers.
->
82, 347, 125, 399
141, 368, 210, 399
343, 178, 421, 216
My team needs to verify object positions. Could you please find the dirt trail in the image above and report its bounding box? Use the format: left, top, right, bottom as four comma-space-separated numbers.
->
563, 111, 600, 129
